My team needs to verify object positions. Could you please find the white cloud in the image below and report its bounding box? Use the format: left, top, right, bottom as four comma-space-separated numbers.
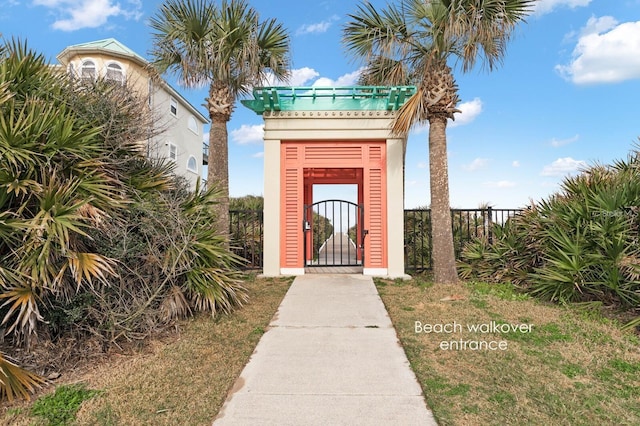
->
550, 134, 579, 147
556, 18, 640, 84
541, 157, 587, 176
450, 97, 482, 128
262, 67, 320, 87
296, 15, 339, 36
462, 158, 489, 172
533, 0, 591, 16
262, 67, 362, 88
297, 22, 331, 35
312, 68, 363, 87
417, 162, 428, 169
512, 161, 521, 168
484, 180, 517, 188
33, 0, 142, 31
580, 15, 618, 36
252, 151, 264, 158
231, 124, 264, 145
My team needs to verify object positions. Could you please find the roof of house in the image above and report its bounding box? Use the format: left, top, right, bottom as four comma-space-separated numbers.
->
57, 38, 208, 124
57, 38, 147, 65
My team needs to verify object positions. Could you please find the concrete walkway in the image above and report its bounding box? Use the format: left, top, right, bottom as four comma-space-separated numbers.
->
212, 274, 437, 426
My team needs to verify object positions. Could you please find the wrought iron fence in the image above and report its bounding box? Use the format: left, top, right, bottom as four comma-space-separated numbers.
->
404, 208, 524, 272
229, 209, 263, 270
229, 208, 523, 271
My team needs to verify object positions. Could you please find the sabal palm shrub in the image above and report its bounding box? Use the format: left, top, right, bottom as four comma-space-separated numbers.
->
69, 179, 247, 343
0, 39, 126, 401
42, 68, 247, 342
0, 38, 247, 401
458, 207, 543, 284
459, 148, 640, 308
0, 39, 125, 345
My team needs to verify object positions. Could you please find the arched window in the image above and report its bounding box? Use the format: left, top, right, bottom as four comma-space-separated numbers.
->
81, 60, 96, 80
188, 116, 199, 134
106, 62, 125, 83
187, 155, 198, 173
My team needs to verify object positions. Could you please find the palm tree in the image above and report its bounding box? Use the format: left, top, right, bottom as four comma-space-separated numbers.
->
149, 0, 291, 235
343, 0, 534, 284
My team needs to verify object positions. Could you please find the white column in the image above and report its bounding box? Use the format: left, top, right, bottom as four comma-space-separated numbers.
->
262, 137, 281, 276
386, 137, 407, 278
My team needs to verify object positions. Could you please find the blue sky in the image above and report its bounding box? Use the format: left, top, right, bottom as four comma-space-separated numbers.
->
1, 0, 639, 208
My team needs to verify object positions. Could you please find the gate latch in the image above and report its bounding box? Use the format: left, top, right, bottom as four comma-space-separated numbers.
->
303, 220, 311, 231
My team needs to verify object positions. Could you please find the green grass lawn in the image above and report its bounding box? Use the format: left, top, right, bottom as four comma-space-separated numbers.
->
1, 275, 294, 426
3, 273, 639, 425
376, 276, 640, 426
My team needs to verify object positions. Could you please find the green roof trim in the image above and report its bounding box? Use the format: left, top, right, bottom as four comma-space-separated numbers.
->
62, 38, 147, 62
241, 86, 417, 114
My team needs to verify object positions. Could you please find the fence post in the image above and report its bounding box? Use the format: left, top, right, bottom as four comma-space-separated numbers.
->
487, 206, 493, 245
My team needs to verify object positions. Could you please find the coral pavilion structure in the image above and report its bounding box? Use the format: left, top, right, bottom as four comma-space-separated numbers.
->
242, 86, 415, 278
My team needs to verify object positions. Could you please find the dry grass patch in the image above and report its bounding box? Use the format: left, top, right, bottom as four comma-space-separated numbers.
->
376, 277, 640, 426
2, 275, 293, 426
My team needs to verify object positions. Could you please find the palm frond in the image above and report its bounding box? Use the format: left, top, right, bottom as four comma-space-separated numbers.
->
0, 352, 45, 402
392, 85, 428, 134
65, 252, 117, 290
0, 282, 44, 337
160, 285, 191, 322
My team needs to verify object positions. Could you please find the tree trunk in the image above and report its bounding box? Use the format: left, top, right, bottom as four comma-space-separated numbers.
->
206, 82, 235, 241
428, 116, 458, 284
208, 115, 230, 239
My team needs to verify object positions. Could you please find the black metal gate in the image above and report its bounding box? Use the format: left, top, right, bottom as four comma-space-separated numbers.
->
303, 200, 365, 267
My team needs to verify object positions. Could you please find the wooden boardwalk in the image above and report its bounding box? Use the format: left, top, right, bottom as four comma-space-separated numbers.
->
307, 232, 362, 273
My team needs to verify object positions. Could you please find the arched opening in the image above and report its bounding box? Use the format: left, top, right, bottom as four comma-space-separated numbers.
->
106, 62, 125, 83
81, 60, 96, 80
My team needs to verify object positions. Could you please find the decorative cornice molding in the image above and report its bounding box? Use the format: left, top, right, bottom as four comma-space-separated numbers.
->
263, 110, 397, 118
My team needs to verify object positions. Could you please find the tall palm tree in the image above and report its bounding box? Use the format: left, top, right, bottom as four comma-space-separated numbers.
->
344, 0, 534, 284
149, 0, 291, 235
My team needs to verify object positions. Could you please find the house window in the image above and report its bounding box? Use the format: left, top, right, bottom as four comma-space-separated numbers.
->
81, 60, 96, 80
170, 98, 178, 117
168, 143, 177, 161
188, 116, 199, 134
106, 62, 124, 83
187, 155, 198, 173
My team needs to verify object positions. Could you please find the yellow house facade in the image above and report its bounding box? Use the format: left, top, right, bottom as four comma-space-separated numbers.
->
55, 38, 208, 190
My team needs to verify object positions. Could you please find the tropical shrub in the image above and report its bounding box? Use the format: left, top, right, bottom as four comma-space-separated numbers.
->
0, 39, 246, 399
53, 179, 247, 343
459, 148, 640, 311
0, 39, 125, 344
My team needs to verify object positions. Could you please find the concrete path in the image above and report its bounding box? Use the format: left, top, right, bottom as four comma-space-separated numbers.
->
212, 274, 437, 426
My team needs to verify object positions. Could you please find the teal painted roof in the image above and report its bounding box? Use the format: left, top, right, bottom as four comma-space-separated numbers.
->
241, 86, 417, 114
61, 38, 146, 62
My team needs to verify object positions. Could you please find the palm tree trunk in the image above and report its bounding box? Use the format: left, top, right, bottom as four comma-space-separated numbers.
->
207, 82, 235, 240
208, 116, 230, 239
429, 116, 458, 284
